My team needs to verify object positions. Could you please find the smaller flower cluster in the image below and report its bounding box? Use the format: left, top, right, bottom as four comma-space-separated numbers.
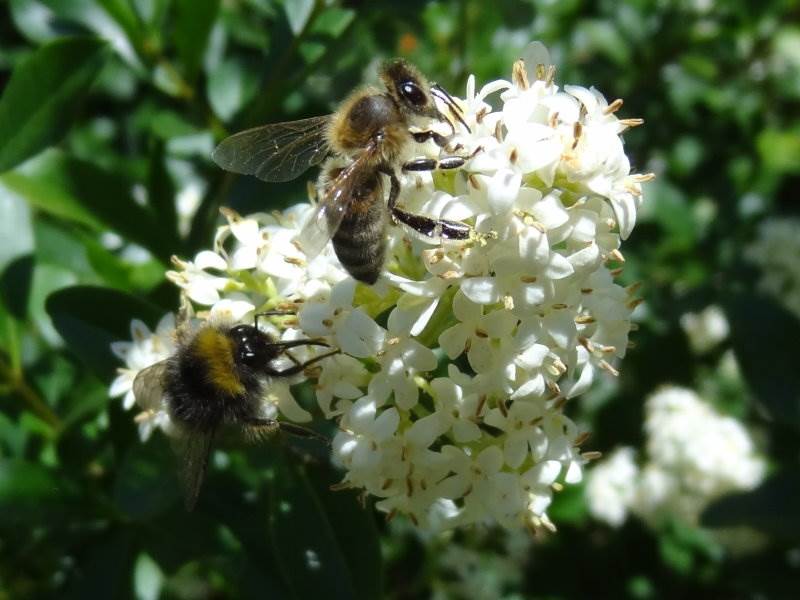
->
586, 386, 765, 528
745, 217, 800, 318
109, 315, 176, 440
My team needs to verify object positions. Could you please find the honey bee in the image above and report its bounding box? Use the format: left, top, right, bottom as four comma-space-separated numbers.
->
212, 59, 476, 284
133, 308, 338, 510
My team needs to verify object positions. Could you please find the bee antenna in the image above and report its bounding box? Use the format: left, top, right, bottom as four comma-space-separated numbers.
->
432, 83, 461, 111
432, 85, 471, 133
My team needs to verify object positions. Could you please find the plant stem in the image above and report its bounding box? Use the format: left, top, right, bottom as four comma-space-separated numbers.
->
0, 357, 62, 431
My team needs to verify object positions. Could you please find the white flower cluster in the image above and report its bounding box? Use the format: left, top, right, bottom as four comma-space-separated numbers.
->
745, 217, 800, 318
679, 304, 729, 354
586, 386, 765, 528
109, 314, 177, 440
111, 55, 650, 530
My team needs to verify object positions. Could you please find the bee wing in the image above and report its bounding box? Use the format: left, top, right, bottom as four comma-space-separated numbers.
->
295, 143, 381, 260
212, 115, 331, 183
173, 427, 217, 511
132, 360, 169, 412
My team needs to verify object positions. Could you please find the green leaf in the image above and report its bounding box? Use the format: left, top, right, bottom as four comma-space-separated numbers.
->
30, 262, 80, 345
725, 294, 800, 428
133, 553, 164, 600
42, 0, 143, 69
269, 452, 370, 600
658, 519, 722, 576
0, 171, 105, 231
284, 0, 315, 36
702, 472, 800, 539
0, 254, 35, 320
64, 531, 136, 600
11, 150, 174, 261
78, 230, 165, 292
9, 0, 62, 44
46, 285, 164, 380
146, 141, 177, 239
114, 437, 181, 519
0, 459, 75, 528
0, 180, 35, 272
207, 57, 259, 122
97, 0, 147, 57
307, 463, 382, 600
757, 127, 800, 175
174, 0, 220, 81
0, 36, 108, 173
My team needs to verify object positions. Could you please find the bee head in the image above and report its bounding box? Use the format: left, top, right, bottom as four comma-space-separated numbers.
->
380, 59, 441, 120
229, 324, 278, 370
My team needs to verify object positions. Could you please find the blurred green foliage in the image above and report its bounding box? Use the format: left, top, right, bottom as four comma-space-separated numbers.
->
1, 0, 799, 598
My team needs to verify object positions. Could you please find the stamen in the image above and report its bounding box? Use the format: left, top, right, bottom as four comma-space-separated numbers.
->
604, 98, 624, 114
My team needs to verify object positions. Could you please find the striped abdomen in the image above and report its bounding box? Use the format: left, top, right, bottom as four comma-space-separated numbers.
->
331, 173, 386, 284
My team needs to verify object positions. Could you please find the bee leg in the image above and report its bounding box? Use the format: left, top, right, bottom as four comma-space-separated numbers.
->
383, 169, 472, 241
263, 349, 340, 377
245, 417, 280, 437
248, 418, 331, 446
283, 350, 302, 366
402, 156, 467, 172
411, 129, 451, 148
402, 144, 481, 172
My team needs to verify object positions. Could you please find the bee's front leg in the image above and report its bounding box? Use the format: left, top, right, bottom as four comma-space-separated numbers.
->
382, 168, 472, 241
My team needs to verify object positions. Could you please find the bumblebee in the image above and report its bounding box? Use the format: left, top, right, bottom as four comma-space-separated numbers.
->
133, 310, 337, 510
212, 59, 477, 284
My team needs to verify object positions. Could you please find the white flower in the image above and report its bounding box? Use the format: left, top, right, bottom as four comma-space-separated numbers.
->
113, 47, 650, 532
367, 330, 437, 411
586, 386, 766, 529
680, 305, 730, 354
438, 290, 517, 372
745, 217, 800, 318
585, 447, 638, 527
644, 387, 765, 500
109, 314, 176, 411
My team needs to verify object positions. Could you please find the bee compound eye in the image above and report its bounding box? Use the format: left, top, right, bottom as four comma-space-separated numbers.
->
400, 81, 426, 106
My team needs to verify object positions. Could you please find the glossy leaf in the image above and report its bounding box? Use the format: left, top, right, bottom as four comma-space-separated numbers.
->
0, 37, 108, 173
307, 462, 382, 600
12, 150, 174, 260
284, 0, 315, 35
0, 254, 35, 320
46, 285, 164, 380
0, 459, 75, 528
114, 437, 181, 519
64, 531, 136, 600
269, 452, 367, 600
725, 294, 800, 429
207, 56, 259, 122
174, 0, 220, 80
9, 0, 62, 44
0, 170, 105, 231
43, 0, 143, 69
0, 180, 35, 272
702, 473, 800, 539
